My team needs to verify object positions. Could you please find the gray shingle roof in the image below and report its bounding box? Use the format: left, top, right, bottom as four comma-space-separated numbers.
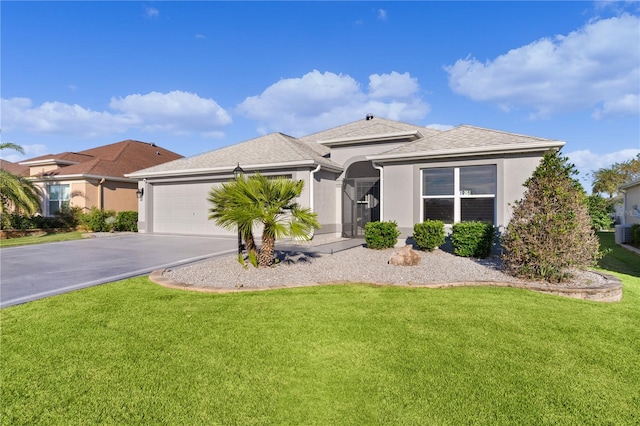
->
300, 117, 439, 143
371, 125, 565, 159
129, 132, 341, 177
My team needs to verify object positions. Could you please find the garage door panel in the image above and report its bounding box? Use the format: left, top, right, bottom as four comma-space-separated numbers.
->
152, 181, 234, 236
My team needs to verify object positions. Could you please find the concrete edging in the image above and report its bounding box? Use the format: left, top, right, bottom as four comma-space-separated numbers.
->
148, 270, 623, 302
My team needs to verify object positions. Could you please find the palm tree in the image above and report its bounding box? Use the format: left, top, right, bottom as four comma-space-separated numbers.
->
208, 172, 320, 267
0, 143, 41, 219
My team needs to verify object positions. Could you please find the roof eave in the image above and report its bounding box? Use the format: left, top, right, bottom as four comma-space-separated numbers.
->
126, 160, 342, 179
28, 174, 135, 183
318, 130, 422, 147
19, 159, 80, 166
367, 141, 566, 162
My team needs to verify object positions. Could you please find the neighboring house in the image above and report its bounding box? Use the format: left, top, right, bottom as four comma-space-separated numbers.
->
127, 116, 565, 239
619, 179, 640, 226
16, 140, 183, 216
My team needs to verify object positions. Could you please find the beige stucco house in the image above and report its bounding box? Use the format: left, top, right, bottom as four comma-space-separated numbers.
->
10, 140, 182, 216
127, 116, 565, 239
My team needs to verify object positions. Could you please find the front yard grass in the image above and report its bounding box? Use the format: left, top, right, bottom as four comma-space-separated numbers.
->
1, 234, 639, 425
0, 231, 84, 247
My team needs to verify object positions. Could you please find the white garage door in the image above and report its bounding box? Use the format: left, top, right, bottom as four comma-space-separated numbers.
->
152, 181, 234, 236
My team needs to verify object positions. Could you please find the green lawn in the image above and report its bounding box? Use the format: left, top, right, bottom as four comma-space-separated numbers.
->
1, 234, 639, 425
0, 231, 84, 247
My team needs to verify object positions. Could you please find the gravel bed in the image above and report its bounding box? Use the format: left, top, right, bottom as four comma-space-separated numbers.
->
164, 245, 608, 289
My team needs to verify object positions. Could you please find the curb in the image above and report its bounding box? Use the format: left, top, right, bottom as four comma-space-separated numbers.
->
148, 269, 623, 302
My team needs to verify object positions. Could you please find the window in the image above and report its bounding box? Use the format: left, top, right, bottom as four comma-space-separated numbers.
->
48, 184, 70, 216
422, 165, 496, 225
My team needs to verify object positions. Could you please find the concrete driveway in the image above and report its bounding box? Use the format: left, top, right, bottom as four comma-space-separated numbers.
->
0, 234, 237, 308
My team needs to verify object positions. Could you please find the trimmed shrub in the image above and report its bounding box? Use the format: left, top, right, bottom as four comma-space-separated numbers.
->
632, 224, 640, 244
114, 211, 138, 232
83, 208, 117, 232
413, 220, 445, 251
451, 221, 495, 258
501, 152, 600, 283
365, 221, 401, 250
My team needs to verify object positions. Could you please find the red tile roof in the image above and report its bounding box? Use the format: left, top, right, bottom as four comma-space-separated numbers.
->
20, 140, 183, 178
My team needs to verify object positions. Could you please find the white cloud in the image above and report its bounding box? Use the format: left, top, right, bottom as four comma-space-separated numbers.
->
565, 148, 640, 187
446, 14, 640, 119
1, 91, 232, 139
236, 70, 430, 136
377, 9, 387, 20
110, 90, 231, 132
145, 6, 159, 18
425, 123, 455, 131
592, 94, 639, 119
0, 143, 49, 163
368, 71, 419, 99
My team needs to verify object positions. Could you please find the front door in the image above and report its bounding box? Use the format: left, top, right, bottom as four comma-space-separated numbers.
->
342, 178, 380, 238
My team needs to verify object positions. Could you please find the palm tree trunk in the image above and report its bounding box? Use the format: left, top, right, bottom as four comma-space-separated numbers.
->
244, 231, 258, 257
258, 234, 276, 267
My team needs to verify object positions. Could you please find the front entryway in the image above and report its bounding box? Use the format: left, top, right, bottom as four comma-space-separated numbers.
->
342, 161, 380, 238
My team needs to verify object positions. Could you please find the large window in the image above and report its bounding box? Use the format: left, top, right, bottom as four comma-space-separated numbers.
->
48, 184, 70, 216
422, 165, 496, 225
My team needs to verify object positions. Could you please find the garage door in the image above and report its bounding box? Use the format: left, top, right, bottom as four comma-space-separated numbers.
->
151, 181, 234, 236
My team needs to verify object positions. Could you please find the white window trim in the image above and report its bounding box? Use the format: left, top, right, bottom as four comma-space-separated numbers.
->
421, 165, 496, 224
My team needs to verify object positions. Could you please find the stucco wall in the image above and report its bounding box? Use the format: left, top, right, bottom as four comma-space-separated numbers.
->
102, 181, 138, 212
623, 183, 640, 225
328, 141, 411, 166
380, 153, 545, 238
312, 169, 340, 235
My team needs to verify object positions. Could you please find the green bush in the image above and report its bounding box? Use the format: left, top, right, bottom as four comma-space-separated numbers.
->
501, 152, 600, 283
114, 211, 138, 232
365, 221, 400, 250
413, 220, 445, 251
632, 224, 640, 244
451, 221, 495, 258
83, 208, 116, 232
0, 208, 82, 230
586, 194, 614, 231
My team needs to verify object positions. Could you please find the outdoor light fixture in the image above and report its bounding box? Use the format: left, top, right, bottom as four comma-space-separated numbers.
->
135, 188, 144, 199
233, 163, 245, 254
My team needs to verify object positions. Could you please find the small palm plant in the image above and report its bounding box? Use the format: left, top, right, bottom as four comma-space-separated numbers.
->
208, 172, 320, 267
0, 143, 41, 223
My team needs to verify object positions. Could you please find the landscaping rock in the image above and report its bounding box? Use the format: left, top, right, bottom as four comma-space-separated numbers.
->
388, 245, 421, 266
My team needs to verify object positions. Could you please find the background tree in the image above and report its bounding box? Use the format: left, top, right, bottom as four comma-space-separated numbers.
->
502, 151, 600, 283
209, 173, 320, 267
586, 194, 614, 231
0, 143, 41, 223
591, 154, 640, 199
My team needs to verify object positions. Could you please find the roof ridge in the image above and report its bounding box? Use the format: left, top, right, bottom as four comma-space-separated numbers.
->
455, 124, 553, 141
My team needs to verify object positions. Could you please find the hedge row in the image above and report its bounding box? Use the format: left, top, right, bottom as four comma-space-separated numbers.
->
364, 220, 495, 258
1, 207, 138, 232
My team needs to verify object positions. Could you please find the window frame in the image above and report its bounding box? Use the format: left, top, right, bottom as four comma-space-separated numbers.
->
421, 165, 496, 225
47, 184, 71, 216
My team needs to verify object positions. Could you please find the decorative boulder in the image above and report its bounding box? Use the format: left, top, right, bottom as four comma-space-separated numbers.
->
388, 245, 421, 266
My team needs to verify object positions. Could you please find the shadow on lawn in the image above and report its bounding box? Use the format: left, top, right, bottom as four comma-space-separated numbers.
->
596, 232, 640, 278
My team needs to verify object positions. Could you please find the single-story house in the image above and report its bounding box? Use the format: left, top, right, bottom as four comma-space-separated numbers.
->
619, 179, 640, 226
127, 116, 565, 239
12, 140, 183, 216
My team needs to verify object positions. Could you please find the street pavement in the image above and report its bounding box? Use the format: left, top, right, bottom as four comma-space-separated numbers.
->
0, 233, 236, 308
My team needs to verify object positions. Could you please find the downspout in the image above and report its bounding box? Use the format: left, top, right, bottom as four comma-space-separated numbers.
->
308, 164, 322, 239
372, 162, 383, 221
98, 177, 106, 210
309, 164, 322, 212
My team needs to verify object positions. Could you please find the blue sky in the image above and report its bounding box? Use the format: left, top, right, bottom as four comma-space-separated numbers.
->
2, 1, 639, 187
